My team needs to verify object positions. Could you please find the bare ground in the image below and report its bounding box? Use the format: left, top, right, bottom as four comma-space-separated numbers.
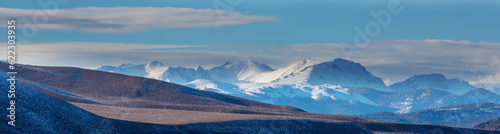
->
70, 102, 335, 125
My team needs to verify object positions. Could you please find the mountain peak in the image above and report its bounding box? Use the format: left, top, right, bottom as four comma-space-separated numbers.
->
307, 58, 387, 89
330, 58, 365, 70
412, 73, 446, 79
232, 59, 264, 66
463, 88, 493, 95
390, 73, 474, 94
222, 61, 233, 66
298, 58, 319, 65
195, 65, 204, 71
146, 61, 165, 67
248, 58, 387, 90
218, 59, 273, 70
332, 58, 352, 63
210, 60, 274, 82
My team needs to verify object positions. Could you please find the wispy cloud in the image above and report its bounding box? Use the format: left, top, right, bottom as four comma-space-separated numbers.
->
469, 55, 500, 90
2, 40, 500, 89
258, 40, 500, 86
0, 42, 197, 68
0, 7, 280, 33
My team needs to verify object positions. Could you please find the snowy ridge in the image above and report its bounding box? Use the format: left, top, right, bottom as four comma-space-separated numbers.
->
185, 79, 231, 94
209, 60, 274, 82
248, 59, 387, 91
234, 82, 377, 106
97, 58, 496, 115
248, 59, 319, 83
145, 61, 169, 79
161, 66, 210, 84
389, 73, 475, 95
98, 58, 387, 90
307, 59, 387, 90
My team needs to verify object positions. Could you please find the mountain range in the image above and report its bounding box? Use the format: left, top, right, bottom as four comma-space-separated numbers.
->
98, 59, 387, 89
4, 61, 497, 133
98, 58, 500, 116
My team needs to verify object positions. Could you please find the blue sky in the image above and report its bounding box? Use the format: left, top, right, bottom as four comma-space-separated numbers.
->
1, 0, 500, 45
1, 0, 500, 87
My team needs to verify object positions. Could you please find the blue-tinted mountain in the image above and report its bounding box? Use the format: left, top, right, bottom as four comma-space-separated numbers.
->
97, 59, 500, 116
389, 73, 475, 94
359, 102, 500, 128
351, 87, 500, 113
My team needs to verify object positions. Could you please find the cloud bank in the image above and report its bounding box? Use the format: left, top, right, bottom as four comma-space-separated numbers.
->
0, 7, 280, 33
2, 40, 500, 89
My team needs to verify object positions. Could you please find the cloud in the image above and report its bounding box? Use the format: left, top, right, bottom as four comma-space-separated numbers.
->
201, 40, 500, 87
2, 40, 500, 89
0, 7, 280, 33
261, 40, 500, 85
0, 42, 197, 68
469, 55, 500, 90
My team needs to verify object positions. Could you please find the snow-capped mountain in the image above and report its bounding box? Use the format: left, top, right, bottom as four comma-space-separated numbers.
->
145, 61, 169, 79
184, 79, 232, 94
230, 83, 391, 115
209, 60, 274, 82
96, 58, 393, 114
249, 58, 387, 90
98, 60, 274, 84
308, 59, 387, 89
161, 66, 209, 84
389, 73, 475, 95
97, 58, 498, 115
248, 59, 319, 83
351, 87, 500, 113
